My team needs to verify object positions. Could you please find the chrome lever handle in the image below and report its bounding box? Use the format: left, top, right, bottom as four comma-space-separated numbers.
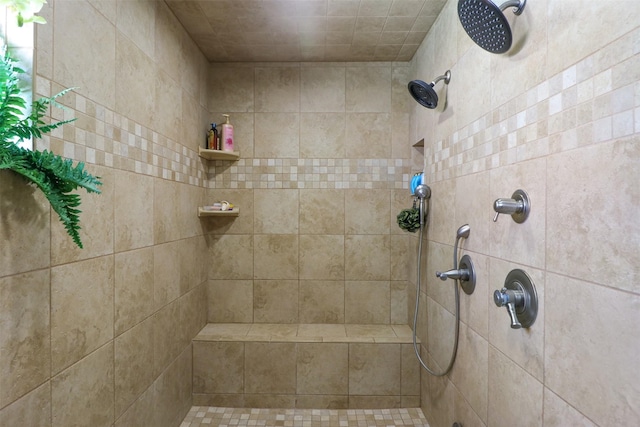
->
492, 189, 530, 223
436, 268, 469, 281
493, 288, 523, 329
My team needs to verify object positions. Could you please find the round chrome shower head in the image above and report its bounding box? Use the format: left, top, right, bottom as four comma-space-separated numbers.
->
457, 0, 526, 54
415, 184, 431, 200
408, 70, 451, 109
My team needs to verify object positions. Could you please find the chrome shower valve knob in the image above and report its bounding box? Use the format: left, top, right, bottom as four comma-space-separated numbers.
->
492, 189, 530, 223
493, 287, 524, 329
494, 269, 538, 329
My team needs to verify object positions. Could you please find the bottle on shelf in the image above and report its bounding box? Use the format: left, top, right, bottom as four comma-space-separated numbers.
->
207, 123, 219, 150
221, 114, 234, 152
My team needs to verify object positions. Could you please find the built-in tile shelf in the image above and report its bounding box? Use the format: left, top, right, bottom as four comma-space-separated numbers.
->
198, 146, 240, 161
198, 207, 240, 217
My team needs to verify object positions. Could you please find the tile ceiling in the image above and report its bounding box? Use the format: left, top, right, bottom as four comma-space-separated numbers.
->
165, 0, 447, 62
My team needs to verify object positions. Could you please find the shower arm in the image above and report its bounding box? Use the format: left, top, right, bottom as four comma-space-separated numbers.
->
498, 0, 526, 15
431, 70, 452, 86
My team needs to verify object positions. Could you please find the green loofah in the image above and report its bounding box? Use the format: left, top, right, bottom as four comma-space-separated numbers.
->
397, 207, 421, 233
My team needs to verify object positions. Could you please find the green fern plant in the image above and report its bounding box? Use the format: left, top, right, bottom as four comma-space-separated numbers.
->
0, 49, 101, 248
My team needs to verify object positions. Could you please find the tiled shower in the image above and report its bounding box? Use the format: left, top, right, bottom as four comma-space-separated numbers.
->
0, 1, 638, 427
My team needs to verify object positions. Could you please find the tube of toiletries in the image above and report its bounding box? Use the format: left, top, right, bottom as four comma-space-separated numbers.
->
221, 114, 234, 152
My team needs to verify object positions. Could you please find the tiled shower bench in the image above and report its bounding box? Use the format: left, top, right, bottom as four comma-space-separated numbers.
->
192, 323, 421, 409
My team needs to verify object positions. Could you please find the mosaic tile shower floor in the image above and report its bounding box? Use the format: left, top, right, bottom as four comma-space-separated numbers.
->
181, 406, 429, 427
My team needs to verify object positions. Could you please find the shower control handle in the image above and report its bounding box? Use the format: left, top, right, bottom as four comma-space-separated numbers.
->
492, 189, 530, 223
435, 254, 476, 295
493, 269, 538, 329
493, 288, 523, 329
436, 268, 469, 281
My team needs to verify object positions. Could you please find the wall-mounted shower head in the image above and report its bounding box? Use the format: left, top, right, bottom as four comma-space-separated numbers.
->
458, 0, 526, 54
408, 70, 451, 109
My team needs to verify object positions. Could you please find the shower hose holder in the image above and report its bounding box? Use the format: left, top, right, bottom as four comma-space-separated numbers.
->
436, 254, 476, 295
493, 268, 538, 329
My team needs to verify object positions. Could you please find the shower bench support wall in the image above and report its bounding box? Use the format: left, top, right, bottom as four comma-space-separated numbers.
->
192, 323, 421, 409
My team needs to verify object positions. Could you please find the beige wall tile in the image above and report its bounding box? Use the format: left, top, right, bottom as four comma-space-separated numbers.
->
299, 235, 345, 280
254, 189, 299, 234
153, 179, 181, 244
545, 273, 640, 426
300, 113, 347, 158
244, 394, 296, 409
0, 270, 50, 407
114, 170, 154, 252
345, 235, 390, 280
154, 2, 183, 85
254, 280, 299, 323
53, 0, 115, 109
153, 241, 181, 309
209, 234, 254, 280
449, 324, 488, 423
153, 300, 182, 375
208, 280, 253, 323
117, 1, 156, 58
297, 343, 348, 394
346, 66, 391, 112
114, 247, 154, 335
114, 317, 155, 418
345, 113, 392, 158
345, 189, 390, 234
400, 343, 420, 397
345, 281, 390, 324
0, 382, 50, 427
193, 341, 244, 394
299, 280, 345, 323
51, 166, 114, 265
245, 342, 297, 394
255, 67, 300, 112
543, 388, 598, 427
254, 113, 300, 158
487, 347, 543, 427
296, 395, 349, 409
426, 297, 456, 372
390, 281, 408, 324
114, 385, 155, 427
547, 139, 640, 291
51, 256, 114, 374
115, 32, 156, 130
152, 347, 192, 427
348, 396, 402, 409
51, 343, 114, 427
209, 67, 255, 113
300, 67, 346, 112
0, 171, 50, 277
349, 343, 400, 395
299, 189, 345, 234
253, 235, 298, 279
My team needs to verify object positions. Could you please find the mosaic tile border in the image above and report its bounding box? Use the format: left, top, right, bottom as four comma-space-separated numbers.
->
424, 27, 640, 183
181, 406, 429, 427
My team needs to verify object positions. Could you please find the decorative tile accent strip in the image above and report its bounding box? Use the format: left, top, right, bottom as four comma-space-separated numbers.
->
209, 159, 412, 190
180, 406, 429, 427
423, 27, 640, 184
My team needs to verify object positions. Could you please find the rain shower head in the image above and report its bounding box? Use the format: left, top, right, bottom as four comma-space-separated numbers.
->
408, 70, 451, 109
457, 0, 526, 54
